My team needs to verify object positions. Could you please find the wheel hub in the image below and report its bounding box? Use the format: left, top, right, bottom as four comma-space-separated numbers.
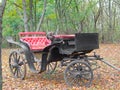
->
76, 74, 82, 78
12, 63, 19, 68
71, 71, 82, 78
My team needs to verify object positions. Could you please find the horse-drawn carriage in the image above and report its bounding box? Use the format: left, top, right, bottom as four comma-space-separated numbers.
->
7, 32, 120, 87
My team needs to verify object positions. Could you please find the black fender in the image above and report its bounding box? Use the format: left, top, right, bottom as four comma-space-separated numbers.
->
40, 43, 61, 72
6, 37, 39, 73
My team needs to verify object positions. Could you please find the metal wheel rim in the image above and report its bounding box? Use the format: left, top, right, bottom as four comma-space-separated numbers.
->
9, 51, 26, 80
64, 60, 93, 87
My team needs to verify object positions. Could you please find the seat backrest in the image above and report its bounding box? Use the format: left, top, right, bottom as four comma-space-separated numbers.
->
19, 32, 46, 38
22, 37, 50, 45
19, 32, 51, 51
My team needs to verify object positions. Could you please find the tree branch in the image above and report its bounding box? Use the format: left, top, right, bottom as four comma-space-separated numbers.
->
13, 2, 22, 9
36, 0, 47, 32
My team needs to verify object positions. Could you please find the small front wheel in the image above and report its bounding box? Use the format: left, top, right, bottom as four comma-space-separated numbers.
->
64, 60, 93, 87
9, 51, 26, 80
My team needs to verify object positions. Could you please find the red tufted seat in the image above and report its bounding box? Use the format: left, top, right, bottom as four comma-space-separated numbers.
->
19, 32, 51, 51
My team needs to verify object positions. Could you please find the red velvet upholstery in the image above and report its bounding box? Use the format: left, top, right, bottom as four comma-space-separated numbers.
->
19, 32, 51, 51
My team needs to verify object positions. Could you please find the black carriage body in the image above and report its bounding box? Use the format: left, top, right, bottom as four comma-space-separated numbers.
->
75, 33, 99, 52
59, 33, 99, 54
46, 33, 99, 63
7, 32, 99, 74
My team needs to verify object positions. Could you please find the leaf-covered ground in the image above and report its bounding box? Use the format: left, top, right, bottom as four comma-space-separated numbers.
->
2, 44, 120, 90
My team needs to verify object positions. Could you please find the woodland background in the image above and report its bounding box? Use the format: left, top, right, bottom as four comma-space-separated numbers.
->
0, 0, 120, 90
2, 0, 120, 47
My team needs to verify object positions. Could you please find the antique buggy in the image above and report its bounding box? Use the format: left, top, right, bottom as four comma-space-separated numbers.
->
7, 32, 120, 87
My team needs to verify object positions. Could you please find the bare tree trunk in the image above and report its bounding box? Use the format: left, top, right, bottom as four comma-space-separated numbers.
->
113, 8, 116, 31
99, 0, 104, 43
29, 0, 34, 31
22, 0, 29, 32
34, 0, 37, 30
36, 0, 47, 32
55, 0, 67, 32
94, 7, 101, 31
0, 0, 7, 89
55, 0, 61, 32
108, 0, 113, 42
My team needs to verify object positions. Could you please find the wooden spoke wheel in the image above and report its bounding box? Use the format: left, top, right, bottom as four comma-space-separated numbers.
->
64, 60, 93, 87
45, 53, 57, 74
33, 58, 41, 73
46, 62, 57, 74
9, 51, 26, 80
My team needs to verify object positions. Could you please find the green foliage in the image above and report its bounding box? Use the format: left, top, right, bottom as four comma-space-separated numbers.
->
3, 0, 23, 37
2, 0, 120, 44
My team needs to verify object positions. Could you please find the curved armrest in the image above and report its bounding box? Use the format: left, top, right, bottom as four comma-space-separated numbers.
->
6, 36, 20, 46
6, 36, 14, 43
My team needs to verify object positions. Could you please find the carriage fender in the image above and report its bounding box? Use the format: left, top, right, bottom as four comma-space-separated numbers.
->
6, 36, 30, 51
40, 43, 60, 72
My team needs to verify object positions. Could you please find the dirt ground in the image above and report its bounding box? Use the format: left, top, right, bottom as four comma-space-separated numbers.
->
2, 44, 120, 90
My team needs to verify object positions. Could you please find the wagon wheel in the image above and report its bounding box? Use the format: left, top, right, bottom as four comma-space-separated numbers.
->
33, 57, 41, 72
45, 53, 57, 74
9, 51, 26, 80
46, 62, 57, 74
64, 60, 93, 87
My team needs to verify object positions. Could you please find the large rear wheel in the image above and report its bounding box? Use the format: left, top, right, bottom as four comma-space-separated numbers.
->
64, 60, 93, 87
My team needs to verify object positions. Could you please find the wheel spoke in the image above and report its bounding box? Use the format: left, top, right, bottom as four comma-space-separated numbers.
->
66, 72, 74, 79
69, 77, 76, 86
18, 68, 22, 77
49, 63, 54, 70
18, 67, 24, 78
82, 75, 91, 80
14, 68, 18, 78
13, 52, 16, 59
46, 62, 57, 74
74, 78, 80, 86
81, 70, 91, 75
13, 52, 18, 63
47, 63, 54, 73
47, 64, 50, 71
9, 62, 14, 68
17, 56, 20, 63
51, 62, 56, 66
13, 68, 17, 75
80, 78, 87, 86
17, 69, 19, 77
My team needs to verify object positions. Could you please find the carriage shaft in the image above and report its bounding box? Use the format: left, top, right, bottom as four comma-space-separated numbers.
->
100, 59, 120, 71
